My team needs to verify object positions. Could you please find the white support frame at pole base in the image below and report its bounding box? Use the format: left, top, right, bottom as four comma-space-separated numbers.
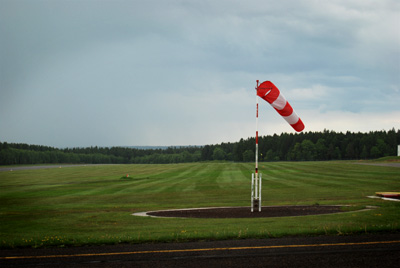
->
251, 173, 262, 212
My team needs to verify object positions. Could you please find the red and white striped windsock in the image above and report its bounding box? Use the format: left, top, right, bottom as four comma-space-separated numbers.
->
256, 81, 305, 132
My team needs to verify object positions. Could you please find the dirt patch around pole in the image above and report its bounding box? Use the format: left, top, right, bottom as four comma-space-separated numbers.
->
133, 205, 371, 219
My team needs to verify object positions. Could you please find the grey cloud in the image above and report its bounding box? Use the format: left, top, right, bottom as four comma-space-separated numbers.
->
0, 0, 398, 147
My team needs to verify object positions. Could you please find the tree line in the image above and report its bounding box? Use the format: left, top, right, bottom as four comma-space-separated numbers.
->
0, 129, 399, 165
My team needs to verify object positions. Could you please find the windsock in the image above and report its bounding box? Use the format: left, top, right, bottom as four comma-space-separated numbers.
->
256, 81, 305, 132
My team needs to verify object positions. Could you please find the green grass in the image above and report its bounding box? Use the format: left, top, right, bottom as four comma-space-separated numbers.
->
0, 161, 399, 248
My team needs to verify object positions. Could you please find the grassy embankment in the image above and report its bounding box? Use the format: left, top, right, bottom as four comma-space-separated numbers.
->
1, 160, 399, 248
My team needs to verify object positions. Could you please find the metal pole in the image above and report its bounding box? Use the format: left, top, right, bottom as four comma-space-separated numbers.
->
255, 81, 259, 185
251, 173, 254, 212
259, 173, 262, 212
252, 80, 261, 212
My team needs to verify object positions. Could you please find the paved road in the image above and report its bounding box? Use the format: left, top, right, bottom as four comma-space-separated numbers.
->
354, 162, 400, 168
0, 164, 117, 172
1, 233, 399, 267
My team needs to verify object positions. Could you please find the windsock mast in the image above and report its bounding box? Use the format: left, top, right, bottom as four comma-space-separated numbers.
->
251, 80, 305, 212
252, 80, 262, 212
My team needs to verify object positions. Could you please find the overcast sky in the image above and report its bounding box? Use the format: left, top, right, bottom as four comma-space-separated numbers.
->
1, 0, 399, 148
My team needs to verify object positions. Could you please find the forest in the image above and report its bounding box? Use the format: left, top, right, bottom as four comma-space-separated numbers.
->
0, 129, 399, 165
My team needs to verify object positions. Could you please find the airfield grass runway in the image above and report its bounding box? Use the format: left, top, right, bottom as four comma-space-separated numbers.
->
1, 233, 399, 267
1, 160, 399, 267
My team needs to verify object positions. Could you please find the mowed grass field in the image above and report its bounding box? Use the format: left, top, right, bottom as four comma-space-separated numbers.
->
1, 161, 399, 248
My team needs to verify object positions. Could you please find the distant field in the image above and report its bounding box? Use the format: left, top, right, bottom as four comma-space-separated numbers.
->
1, 161, 399, 248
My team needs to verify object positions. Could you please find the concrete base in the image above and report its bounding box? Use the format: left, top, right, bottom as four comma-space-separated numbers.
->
252, 199, 260, 212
